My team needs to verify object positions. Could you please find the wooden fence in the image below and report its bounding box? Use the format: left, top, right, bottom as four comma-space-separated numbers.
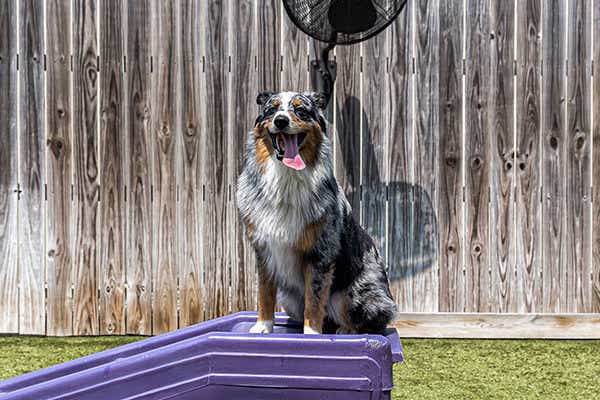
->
0, 0, 599, 336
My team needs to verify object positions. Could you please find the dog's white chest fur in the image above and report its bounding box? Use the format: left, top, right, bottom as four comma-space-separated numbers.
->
243, 161, 328, 289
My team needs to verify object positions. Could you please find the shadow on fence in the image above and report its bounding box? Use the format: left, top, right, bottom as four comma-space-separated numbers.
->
336, 96, 438, 282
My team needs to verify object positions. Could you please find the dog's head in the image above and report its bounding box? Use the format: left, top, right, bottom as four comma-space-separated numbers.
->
254, 91, 327, 171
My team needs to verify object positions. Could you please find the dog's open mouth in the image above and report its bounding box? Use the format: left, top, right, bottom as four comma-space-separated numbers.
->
269, 132, 307, 170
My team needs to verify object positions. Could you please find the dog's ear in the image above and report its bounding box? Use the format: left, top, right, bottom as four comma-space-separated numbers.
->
305, 92, 327, 110
256, 91, 274, 106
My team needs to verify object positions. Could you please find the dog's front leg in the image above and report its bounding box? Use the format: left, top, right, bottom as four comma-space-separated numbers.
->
250, 262, 277, 334
303, 264, 334, 334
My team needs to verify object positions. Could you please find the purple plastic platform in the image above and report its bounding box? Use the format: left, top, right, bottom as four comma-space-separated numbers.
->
0, 312, 403, 400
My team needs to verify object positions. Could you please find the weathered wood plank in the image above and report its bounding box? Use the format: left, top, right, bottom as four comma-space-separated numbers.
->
126, 0, 152, 335
333, 44, 361, 217
99, 0, 126, 335
410, 0, 439, 312
0, 0, 19, 334
281, 7, 307, 92
593, 0, 600, 313
438, 0, 464, 312
465, 0, 492, 312
257, 0, 281, 92
516, 0, 542, 313
489, 0, 516, 312
179, 0, 203, 327
566, 0, 592, 313
392, 313, 600, 339
541, 0, 567, 313
151, 0, 179, 334
387, 2, 413, 312
200, 0, 229, 319
362, 18, 389, 262
72, 0, 99, 336
229, 0, 257, 313
46, 0, 73, 336
19, 0, 46, 334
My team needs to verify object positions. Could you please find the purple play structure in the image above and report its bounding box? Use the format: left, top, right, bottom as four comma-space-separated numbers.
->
0, 312, 403, 399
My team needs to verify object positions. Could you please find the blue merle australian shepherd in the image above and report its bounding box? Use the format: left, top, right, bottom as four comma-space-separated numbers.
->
237, 91, 396, 334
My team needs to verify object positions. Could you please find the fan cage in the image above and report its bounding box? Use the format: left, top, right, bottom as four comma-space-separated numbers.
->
282, 0, 408, 45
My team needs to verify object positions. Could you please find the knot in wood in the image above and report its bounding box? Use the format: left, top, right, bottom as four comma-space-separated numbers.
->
160, 124, 171, 136
471, 156, 482, 169
186, 122, 197, 137
575, 135, 586, 151
87, 65, 97, 83
445, 156, 457, 168
549, 135, 558, 150
447, 244, 456, 254
106, 323, 115, 333
47, 138, 66, 158
137, 284, 146, 295
519, 161, 526, 171
472, 243, 482, 255
504, 160, 512, 171
57, 108, 66, 118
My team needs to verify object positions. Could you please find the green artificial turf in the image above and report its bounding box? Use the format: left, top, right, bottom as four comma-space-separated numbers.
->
1, 336, 599, 399
393, 339, 600, 399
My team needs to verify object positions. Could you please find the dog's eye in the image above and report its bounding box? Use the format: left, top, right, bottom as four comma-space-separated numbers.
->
265, 107, 277, 115
295, 108, 309, 119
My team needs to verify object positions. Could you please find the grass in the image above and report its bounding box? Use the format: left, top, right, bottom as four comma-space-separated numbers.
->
1, 336, 599, 399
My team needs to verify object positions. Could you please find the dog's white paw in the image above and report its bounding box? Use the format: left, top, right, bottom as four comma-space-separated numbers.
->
303, 325, 321, 335
249, 320, 274, 334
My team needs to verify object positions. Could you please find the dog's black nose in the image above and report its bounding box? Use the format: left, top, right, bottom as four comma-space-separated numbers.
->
274, 115, 289, 129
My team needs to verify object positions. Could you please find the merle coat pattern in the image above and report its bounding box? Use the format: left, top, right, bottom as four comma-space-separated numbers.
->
237, 91, 396, 334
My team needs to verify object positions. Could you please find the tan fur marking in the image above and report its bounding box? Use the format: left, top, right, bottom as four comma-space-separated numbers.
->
244, 218, 256, 240
294, 217, 326, 252
257, 266, 277, 323
273, 99, 281, 108
292, 97, 303, 107
303, 265, 334, 333
255, 135, 274, 174
299, 125, 322, 167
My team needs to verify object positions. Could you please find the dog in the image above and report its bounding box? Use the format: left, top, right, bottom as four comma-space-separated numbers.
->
236, 91, 396, 334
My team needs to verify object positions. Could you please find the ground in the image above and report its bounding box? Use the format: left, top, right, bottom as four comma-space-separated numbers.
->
1, 336, 599, 399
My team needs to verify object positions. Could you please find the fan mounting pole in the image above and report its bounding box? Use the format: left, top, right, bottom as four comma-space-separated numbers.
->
312, 42, 336, 109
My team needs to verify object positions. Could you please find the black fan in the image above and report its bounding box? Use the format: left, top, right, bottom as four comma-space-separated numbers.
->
283, 0, 408, 105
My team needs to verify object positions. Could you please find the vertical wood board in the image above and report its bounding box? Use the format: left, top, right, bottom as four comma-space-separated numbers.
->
541, 0, 567, 313
125, 0, 152, 335
516, 0, 543, 312
99, 0, 126, 334
465, 0, 492, 312
387, 2, 413, 312
438, 0, 465, 312
179, 0, 204, 327
565, 0, 592, 312
0, 0, 19, 334
19, 0, 46, 334
151, 0, 179, 334
489, 0, 516, 312
46, 0, 73, 336
72, 0, 99, 336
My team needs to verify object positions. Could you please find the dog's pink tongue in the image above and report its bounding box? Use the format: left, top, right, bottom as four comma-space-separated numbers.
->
281, 134, 306, 170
